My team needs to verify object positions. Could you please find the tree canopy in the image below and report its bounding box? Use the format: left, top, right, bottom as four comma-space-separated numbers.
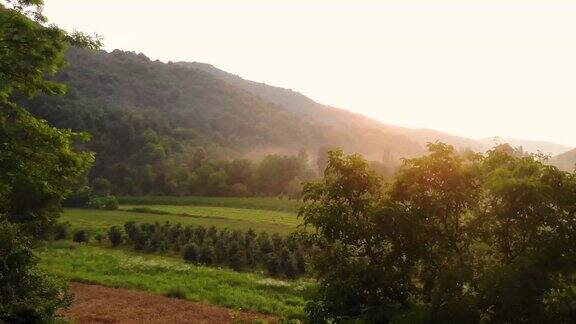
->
1, 0, 98, 321
301, 143, 576, 323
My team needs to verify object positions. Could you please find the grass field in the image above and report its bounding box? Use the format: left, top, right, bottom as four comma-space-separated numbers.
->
118, 196, 300, 213
38, 242, 307, 319
122, 204, 300, 227
61, 207, 299, 235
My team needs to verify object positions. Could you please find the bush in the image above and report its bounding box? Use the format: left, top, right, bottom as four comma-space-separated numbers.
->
87, 195, 119, 210
52, 222, 69, 240
107, 226, 123, 247
198, 244, 216, 265
63, 185, 92, 207
0, 221, 72, 323
119, 221, 310, 277
266, 253, 281, 276
92, 177, 112, 196
164, 287, 187, 299
228, 183, 251, 197
72, 230, 89, 243
182, 243, 199, 263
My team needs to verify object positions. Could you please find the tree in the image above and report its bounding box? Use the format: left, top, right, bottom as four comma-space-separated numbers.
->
72, 229, 89, 243
182, 243, 199, 263
0, 221, 72, 323
300, 145, 576, 323
107, 226, 123, 247
257, 154, 309, 195
92, 177, 112, 196
0, 0, 99, 320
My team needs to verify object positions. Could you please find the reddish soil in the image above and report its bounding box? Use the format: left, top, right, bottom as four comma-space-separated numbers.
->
64, 282, 277, 323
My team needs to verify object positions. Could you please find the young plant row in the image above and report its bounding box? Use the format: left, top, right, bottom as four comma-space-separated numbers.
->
114, 221, 310, 278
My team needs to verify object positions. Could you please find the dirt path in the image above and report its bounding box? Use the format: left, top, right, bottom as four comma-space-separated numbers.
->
65, 282, 277, 323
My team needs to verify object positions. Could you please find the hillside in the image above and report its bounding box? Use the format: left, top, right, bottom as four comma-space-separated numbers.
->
20, 48, 572, 195
182, 62, 487, 152
16, 48, 428, 194
21, 49, 423, 159
480, 137, 571, 156
23, 48, 428, 159
548, 148, 576, 172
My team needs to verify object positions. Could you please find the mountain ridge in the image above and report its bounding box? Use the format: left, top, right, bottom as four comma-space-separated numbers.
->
182, 60, 575, 164
23, 48, 574, 173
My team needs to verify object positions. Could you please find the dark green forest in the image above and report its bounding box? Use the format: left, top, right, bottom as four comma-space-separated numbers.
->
17, 47, 398, 197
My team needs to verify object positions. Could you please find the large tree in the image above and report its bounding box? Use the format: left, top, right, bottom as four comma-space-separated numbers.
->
0, 1, 99, 321
301, 144, 576, 323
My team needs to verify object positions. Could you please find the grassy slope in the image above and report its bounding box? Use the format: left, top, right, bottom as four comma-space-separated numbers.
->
38, 243, 306, 318
118, 196, 300, 213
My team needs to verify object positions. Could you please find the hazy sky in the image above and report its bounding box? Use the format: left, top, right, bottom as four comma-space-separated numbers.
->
44, 0, 576, 147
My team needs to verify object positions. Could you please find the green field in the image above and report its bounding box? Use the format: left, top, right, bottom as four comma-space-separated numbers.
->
62, 207, 299, 235
118, 196, 300, 213
38, 242, 307, 318
122, 204, 299, 226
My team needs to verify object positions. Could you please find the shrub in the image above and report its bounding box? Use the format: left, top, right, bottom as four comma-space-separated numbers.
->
266, 253, 281, 276
0, 221, 72, 323
87, 195, 119, 210
228, 183, 251, 197
107, 226, 123, 247
64, 185, 92, 207
52, 222, 69, 240
182, 243, 199, 263
164, 287, 187, 299
72, 230, 89, 243
120, 220, 310, 277
198, 244, 216, 265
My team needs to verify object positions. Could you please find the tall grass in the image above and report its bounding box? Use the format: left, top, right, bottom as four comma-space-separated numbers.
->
38, 243, 308, 319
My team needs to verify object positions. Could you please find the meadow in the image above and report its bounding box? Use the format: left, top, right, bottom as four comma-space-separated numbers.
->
118, 196, 300, 213
38, 242, 307, 319
61, 205, 300, 236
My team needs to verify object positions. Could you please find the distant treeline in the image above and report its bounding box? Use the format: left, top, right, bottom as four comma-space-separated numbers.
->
65, 146, 393, 201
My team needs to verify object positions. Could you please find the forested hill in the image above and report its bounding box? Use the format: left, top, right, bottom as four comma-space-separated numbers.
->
23, 48, 427, 159
18, 48, 426, 194
181, 61, 487, 152
17, 48, 574, 194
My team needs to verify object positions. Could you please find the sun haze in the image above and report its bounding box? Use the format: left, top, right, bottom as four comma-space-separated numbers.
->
44, 0, 576, 146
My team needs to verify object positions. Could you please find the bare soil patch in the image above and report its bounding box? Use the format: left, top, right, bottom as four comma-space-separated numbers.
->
65, 282, 277, 323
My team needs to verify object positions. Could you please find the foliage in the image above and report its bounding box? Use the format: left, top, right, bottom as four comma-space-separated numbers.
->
0, 101, 94, 237
52, 222, 69, 240
72, 229, 89, 243
300, 144, 576, 323
107, 226, 123, 247
164, 287, 187, 299
87, 195, 119, 210
121, 221, 309, 278
0, 0, 99, 321
0, 220, 71, 323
